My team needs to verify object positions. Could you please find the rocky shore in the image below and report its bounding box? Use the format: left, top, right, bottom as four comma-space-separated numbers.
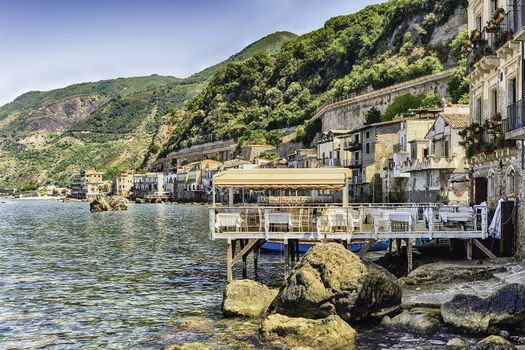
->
167, 243, 525, 350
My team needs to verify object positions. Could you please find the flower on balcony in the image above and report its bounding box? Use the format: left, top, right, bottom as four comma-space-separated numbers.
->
486, 19, 498, 33
462, 41, 473, 57
470, 29, 482, 42
493, 7, 506, 25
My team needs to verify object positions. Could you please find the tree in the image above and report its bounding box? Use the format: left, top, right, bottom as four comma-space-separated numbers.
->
364, 107, 381, 125
258, 151, 280, 160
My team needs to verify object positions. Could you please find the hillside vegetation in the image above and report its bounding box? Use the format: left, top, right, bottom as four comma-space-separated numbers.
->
158, 0, 467, 157
0, 32, 296, 188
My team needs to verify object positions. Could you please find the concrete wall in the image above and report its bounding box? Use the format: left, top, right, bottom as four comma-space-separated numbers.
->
318, 70, 453, 133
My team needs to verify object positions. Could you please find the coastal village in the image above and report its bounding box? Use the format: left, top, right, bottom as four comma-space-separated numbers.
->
4, 1, 525, 350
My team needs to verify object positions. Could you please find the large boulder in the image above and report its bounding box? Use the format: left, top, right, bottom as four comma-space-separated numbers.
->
261, 314, 357, 350
108, 196, 128, 211
275, 243, 401, 322
381, 307, 441, 334
90, 196, 128, 212
90, 196, 111, 212
222, 280, 277, 317
441, 283, 525, 333
476, 335, 516, 350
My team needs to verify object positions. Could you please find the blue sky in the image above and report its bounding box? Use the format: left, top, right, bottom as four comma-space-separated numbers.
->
0, 0, 383, 106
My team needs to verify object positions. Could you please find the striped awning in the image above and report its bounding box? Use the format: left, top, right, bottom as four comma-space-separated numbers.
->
213, 168, 351, 190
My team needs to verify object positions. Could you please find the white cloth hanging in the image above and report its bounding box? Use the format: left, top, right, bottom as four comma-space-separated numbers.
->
488, 199, 503, 239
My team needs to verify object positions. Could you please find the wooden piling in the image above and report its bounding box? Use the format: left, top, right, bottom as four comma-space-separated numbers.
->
406, 239, 413, 273
240, 239, 247, 278
466, 239, 473, 260
226, 240, 233, 282
284, 239, 289, 279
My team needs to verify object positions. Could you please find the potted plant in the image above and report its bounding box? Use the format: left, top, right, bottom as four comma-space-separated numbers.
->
493, 7, 506, 25
486, 19, 498, 33
470, 29, 482, 42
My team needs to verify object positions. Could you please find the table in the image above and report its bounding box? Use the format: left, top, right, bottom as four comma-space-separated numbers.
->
265, 212, 292, 231
439, 211, 472, 224
215, 213, 242, 231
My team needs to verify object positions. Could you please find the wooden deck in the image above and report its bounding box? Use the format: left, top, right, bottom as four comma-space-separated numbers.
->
209, 204, 494, 281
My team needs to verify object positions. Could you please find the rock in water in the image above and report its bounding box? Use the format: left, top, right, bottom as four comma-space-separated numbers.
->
476, 335, 516, 350
261, 314, 357, 350
90, 196, 128, 212
222, 280, 278, 317
90, 196, 111, 212
441, 283, 525, 333
381, 307, 441, 334
275, 243, 401, 322
445, 337, 470, 350
108, 196, 128, 211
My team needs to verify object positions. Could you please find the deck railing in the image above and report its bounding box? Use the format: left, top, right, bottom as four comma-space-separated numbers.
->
209, 204, 488, 241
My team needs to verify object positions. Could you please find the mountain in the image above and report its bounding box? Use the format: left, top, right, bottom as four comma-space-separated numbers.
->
0, 32, 297, 188
157, 0, 468, 158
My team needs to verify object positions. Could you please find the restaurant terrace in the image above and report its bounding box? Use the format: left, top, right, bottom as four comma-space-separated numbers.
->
208, 168, 493, 281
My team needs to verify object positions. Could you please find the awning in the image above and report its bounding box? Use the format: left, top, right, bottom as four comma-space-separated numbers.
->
213, 168, 352, 190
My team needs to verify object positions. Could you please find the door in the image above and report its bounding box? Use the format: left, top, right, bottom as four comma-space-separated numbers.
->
473, 177, 488, 205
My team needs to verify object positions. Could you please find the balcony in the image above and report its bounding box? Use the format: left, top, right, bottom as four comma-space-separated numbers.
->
318, 158, 342, 167
505, 100, 525, 139
343, 159, 363, 169
344, 141, 362, 151
510, 0, 525, 41
401, 155, 462, 173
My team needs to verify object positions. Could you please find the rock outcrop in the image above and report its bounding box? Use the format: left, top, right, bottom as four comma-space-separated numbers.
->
90, 196, 128, 212
441, 283, 525, 333
476, 335, 516, 350
261, 314, 357, 350
381, 307, 441, 334
275, 243, 401, 322
222, 280, 277, 317
445, 337, 470, 350
401, 262, 505, 286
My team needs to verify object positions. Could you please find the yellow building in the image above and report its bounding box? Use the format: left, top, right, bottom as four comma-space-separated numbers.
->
113, 171, 134, 197
71, 170, 105, 199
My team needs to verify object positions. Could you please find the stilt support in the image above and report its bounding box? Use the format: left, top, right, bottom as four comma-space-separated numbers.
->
473, 239, 497, 260
406, 239, 413, 273
226, 240, 233, 282
358, 240, 377, 258
466, 239, 473, 260
284, 239, 289, 279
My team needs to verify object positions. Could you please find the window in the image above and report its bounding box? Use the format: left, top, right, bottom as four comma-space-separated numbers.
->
509, 77, 517, 105
423, 148, 429, 158
355, 152, 360, 161
490, 88, 498, 116
366, 131, 370, 138
488, 172, 495, 198
474, 97, 483, 124
444, 140, 450, 158
411, 144, 417, 160
507, 168, 516, 194
365, 143, 370, 154
490, 0, 498, 13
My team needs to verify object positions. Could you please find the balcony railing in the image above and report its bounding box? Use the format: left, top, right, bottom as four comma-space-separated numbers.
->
345, 141, 362, 151
506, 100, 525, 132
318, 158, 342, 167
342, 159, 363, 169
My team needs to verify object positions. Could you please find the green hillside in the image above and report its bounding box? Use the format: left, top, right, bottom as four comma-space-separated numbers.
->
160, 0, 468, 156
186, 31, 298, 83
0, 32, 297, 188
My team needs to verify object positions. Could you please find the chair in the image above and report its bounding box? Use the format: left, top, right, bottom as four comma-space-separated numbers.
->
374, 210, 391, 232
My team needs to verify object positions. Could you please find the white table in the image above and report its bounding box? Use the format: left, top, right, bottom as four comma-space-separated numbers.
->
265, 212, 292, 231
439, 211, 472, 224
326, 209, 351, 230
388, 211, 413, 224
215, 213, 242, 231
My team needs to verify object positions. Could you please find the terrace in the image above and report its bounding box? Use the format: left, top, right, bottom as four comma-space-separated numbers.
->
209, 169, 492, 281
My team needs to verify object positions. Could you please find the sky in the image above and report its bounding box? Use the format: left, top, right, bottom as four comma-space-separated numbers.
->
0, 0, 383, 106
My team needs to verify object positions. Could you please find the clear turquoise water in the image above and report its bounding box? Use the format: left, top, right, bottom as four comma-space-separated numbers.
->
0, 200, 476, 349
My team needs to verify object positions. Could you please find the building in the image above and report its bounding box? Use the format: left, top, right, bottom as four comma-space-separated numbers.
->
381, 111, 438, 202
342, 121, 401, 202
176, 160, 222, 201
316, 130, 349, 167
468, 0, 521, 208
113, 171, 134, 197
133, 173, 166, 200
70, 170, 105, 199
402, 107, 470, 204
287, 149, 318, 168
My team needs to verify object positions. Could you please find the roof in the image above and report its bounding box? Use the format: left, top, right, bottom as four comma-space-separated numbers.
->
213, 168, 351, 190
440, 113, 470, 129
